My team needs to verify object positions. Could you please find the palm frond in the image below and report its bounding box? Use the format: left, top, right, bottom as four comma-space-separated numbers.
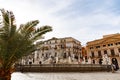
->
0, 9, 52, 71
0, 9, 16, 41
31, 25, 52, 41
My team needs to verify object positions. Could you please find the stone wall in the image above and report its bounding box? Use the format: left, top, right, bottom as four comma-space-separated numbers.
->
15, 64, 111, 72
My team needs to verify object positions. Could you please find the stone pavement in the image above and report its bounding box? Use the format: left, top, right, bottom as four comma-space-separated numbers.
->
11, 70, 120, 80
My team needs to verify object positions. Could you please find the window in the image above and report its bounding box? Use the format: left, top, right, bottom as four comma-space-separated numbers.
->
68, 52, 71, 56
111, 43, 113, 46
115, 42, 120, 45
118, 48, 120, 53
63, 53, 67, 58
55, 52, 57, 57
61, 45, 64, 49
96, 46, 100, 48
54, 45, 57, 49
118, 42, 120, 44
103, 45, 106, 47
110, 49, 115, 56
104, 50, 107, 54
98, 51, 102, 57
108, 44, 110, 46
90, 47, 93, 49
42, 53, 44, 56
46, 54, 48, 58
108, 43, 113, 46
91, 52, 94, 57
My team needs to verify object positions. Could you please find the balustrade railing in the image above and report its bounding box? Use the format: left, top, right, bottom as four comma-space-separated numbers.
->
16, 64, 109, 67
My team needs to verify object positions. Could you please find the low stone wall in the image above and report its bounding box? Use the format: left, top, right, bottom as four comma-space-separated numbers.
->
15, 64, 111, 72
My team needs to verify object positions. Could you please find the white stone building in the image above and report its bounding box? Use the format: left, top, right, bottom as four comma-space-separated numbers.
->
32, 37, 82, 64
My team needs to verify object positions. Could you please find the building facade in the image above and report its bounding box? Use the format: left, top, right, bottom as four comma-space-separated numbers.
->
86, 33, 120, 65
21, 37, 82, 64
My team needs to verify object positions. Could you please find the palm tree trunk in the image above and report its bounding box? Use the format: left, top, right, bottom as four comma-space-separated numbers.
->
0, 68, 14, 80
0, 75, 11, 80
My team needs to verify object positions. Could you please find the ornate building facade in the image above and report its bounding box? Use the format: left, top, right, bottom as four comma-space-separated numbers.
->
86, 33, 120, 65
21, 37, 82, 64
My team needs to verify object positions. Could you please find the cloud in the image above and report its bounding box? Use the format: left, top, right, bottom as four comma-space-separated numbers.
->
0, 0, 120, 45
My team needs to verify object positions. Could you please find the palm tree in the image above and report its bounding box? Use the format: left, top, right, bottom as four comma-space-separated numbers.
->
0, 9, 52, 80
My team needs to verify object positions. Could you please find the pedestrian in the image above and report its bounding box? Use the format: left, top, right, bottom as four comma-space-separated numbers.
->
111, 58, 119, 71
111, 63, 115, 73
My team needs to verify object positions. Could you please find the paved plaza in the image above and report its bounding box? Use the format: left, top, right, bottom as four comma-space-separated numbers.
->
11, 70, 120, 80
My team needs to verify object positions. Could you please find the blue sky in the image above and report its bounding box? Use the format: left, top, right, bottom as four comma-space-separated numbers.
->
0, 0, 120, 45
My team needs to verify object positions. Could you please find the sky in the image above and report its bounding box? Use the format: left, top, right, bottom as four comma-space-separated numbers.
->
0, 0, 120, 45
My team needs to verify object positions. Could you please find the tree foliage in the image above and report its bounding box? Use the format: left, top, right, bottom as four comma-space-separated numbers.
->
0, 9, 52, 80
